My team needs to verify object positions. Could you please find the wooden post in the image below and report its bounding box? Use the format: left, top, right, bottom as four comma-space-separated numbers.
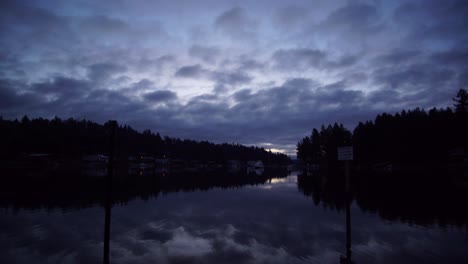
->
104, 121, 116, 264
338, 146, 353, 263
345, 160, 351, 262
345, 160, 350, 191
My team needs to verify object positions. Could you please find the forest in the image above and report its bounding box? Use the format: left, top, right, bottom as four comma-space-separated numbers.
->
0, 117, 289, 165
297, 89, 468, 166
296, 89, 468, 228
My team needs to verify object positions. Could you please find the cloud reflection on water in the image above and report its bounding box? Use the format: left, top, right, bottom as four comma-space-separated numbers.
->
1, 173, 468, 263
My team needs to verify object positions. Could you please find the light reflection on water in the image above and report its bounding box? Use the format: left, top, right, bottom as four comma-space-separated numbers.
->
0, 170, 468, 264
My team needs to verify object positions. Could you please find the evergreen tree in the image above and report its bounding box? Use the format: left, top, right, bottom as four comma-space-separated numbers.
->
453, 88, 468, 114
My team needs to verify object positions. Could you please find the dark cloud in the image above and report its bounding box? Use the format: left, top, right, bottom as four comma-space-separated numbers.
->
313, 83, 364, 108
175, 64, 207, 78
457, 70, 468, 87
32, 77, 92, 99
272, 48, 357, 71
174, 64, 252, 88
373, 50, 422, 65
214, 7, 257, 39
344, 72, 368, 85
273, 6, 309, 28
272, 49, 326, 70
212, 71, 252, 86
326, 55, 358, 69
0, 1, 76, 55
156, 54, 176, 64
372, 63, 456, 90
144, 90, 177, 103
393, 0, 468, 45
78, 15, 129, 35
136, 55, 177, 74
282, 78, 318, 90
232, 89, 252, 102
209, 78, 367, 146
77, 15, 169, 45
371, 63, 458, 108
431, 49, 468, 67
0, 1, 66, 30
0, 52, 26, 79
0, 79, 41, 110
134, 79, 155, 90
0, 75, 152, 125
368, 89, 400, 105
189, 45, 221, 64
190, 94, 219, 102
238, 58, 264, 71
321, 2, 383, 35
87, 63, 127, 82
219, 55, 266, 73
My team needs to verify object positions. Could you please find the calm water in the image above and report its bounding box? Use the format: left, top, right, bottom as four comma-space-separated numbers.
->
1, 170, 468, 264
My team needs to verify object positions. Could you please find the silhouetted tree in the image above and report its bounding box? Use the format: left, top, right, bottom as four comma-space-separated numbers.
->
453, 88, 468, 114
298, 89, 468, 171
297, 123, 351, 164
297, 136, 312, 162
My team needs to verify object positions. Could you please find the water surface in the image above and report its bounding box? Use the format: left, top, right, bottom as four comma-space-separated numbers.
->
1, 171, 467, 264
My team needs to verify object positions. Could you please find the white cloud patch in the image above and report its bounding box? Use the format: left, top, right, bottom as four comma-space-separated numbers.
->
165, 227, 213, 257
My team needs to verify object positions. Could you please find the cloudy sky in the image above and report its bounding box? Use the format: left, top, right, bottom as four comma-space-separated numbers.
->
1, 0, 467, 155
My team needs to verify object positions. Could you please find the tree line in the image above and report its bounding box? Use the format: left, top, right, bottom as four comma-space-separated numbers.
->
297, 89, 468, 165
0, 117, 289, 164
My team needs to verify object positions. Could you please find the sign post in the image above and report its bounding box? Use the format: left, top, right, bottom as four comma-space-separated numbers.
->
338, 146, 353, 192
338, 146, 353, 263
104, 121, 117, 264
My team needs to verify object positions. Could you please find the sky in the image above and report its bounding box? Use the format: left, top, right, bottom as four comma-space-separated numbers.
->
1, 0, 467, 156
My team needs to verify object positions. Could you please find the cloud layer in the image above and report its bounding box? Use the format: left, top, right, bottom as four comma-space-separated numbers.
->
1, 0, 467, 154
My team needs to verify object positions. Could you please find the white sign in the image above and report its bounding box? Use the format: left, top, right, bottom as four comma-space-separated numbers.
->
338, 146, 353, 161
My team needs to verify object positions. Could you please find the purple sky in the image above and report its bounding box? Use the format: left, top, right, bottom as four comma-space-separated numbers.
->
1, 0, 467, 155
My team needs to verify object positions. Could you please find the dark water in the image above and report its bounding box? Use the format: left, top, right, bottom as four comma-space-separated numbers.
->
1, 169, 468, 264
